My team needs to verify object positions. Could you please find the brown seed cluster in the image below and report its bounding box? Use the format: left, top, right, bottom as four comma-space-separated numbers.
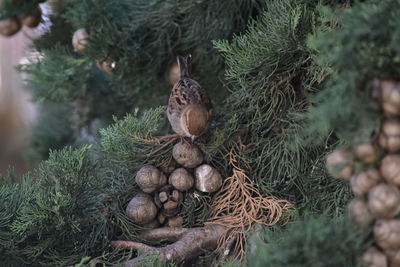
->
126, 141, 223, 229
0, 0, 43, 37
327, 78, 400, 266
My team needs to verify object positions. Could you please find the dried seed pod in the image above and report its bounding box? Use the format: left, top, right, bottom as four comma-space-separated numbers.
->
354, 143, 377, 164
326, 149, 354, 179
20, 5, 42, 28
159, 158, 178, 174
167, 216, 183, 228
142, 219, 160, 229
386, 248, 400, 267
135, 165, 167, 194
194, 164, 223, 193
96, 60, 115, 74
164, 200, 178, 210
348, 199, 372, 227
72, 28, 89, 51
368, 184, 400, 218
379, 119, 400, 153
126, 193, 158, 225
159, 191, 168, 203
381, 154, 400, 186
380, 78, 400, 117
172, 141, 204, 168
350, 169, 381, 196
362, 247, 388, 267
374, 219, 400, 250
0, 17, 21, 37
169, 168, 194, 191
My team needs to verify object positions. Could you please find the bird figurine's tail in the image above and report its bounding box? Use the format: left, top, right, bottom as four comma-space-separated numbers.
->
177, 55, 192, 79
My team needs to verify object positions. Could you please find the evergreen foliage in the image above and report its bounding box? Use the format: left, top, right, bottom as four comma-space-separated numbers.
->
247, 215, 367, 267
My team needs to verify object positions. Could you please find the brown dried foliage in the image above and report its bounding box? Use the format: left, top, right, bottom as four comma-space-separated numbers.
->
205, 151, 294, 261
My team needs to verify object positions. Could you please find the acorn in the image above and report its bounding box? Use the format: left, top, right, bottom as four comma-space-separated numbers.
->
169, 168, 194, 191
72, 28, 89, 51
326, 149, 354, 179
350, 169, 381, 196
194, 164, 223, 193
348, 199, 372, 227
368, 184, 400, 218
96, 59, 115, 74
362, 247, 388, 267
0, 17, 21, 37
379, 119, 400, 153
374, 219, 400, 250
386, 248, 400, 267
381, 154, 400, 186
20, 5, 42, 28
354, 143, 377, 164
172, 141, 204, 169
379, 78, 400, 117
126, 193, 158, 225
166, 216, 183, 228
135, 165, 167, 194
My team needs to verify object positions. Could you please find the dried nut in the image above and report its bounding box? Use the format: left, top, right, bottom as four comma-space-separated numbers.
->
348, 199, 372, 227
169, 168, 194, 191
167, 216, 183, 228
354, 143, 377, 163
0, 17, 21, 37
20, 5, 42, 28
163, 200, 178, 210
379, 119, 400, 153
172, 141, 204, 168
135, 165, 167, 194
326, 149, 354, 179
380, 78, 400, 117
362, 247, 388, 267
194, 164, 223, 193
374, 219, 400, 250
126, 193, 158, 225
72, 28, 89, 51
159, 192, 168, 203
381, 154, 400, 186
350, 169, 381, 196
368, 184, 400, 219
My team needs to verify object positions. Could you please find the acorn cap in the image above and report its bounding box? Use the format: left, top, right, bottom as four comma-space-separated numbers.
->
326, 149, 354, 179
169, 168, 194, 191
172, 141, 204, 168
368, 184, 400, 219
350, 169, 381, 196
381, 154, 400, 186
135, 165, 167, 194
126, 193, 158, 225
194, 164, 222, 193
374, 219, 400, 250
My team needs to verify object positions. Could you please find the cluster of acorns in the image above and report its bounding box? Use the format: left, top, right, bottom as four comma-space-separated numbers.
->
0, 0, 44, 37
327, 78, 400, 266
71, 28, 115, 74
126, 141, 223, 228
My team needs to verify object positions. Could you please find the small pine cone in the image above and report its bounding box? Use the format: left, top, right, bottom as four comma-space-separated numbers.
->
172, 141, 204, 169
368, 184, 400, 219
379, 119, 400, 153
348, 199, 372, 227
194, 164, 223, 193
135, 165, 167, 194
326, 149, 354, 179
362, 247, 388, 267
381, 154, 400, 186
350, 169, 381, 196
354, 143, 377, 164
169, 168, 194, 191
379, 78, 400, 117
374, 219, 400, 250
126, 193, 158, 225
